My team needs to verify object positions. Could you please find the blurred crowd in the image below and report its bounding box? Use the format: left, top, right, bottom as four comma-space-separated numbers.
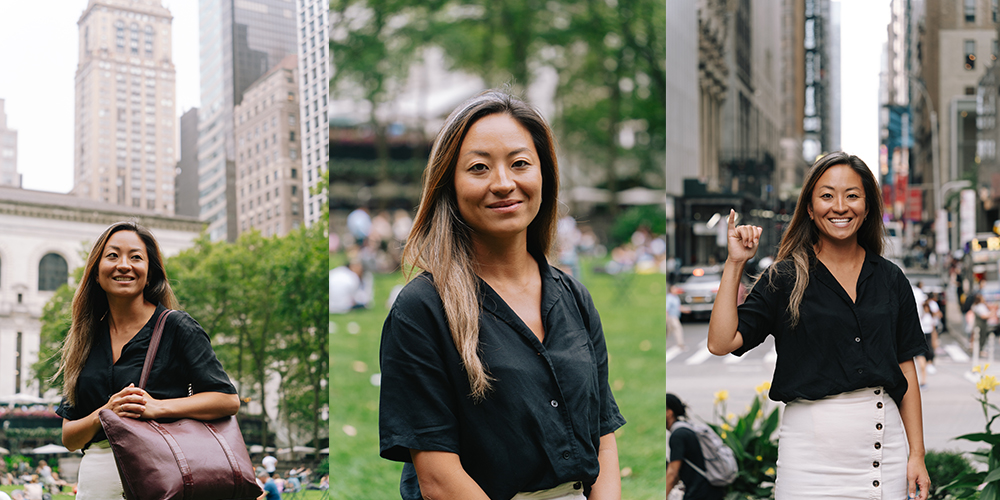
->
329, 207, 668, 313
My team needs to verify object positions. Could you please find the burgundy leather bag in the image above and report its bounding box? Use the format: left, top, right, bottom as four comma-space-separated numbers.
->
99, 309, 262, 500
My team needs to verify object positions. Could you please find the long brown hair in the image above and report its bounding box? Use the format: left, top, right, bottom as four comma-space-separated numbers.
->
57, 221, 178, 406
402, 89, 560, 401
768, 151, 885, 327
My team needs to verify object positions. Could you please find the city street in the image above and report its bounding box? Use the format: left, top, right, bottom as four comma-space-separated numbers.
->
668, 320, 996, 455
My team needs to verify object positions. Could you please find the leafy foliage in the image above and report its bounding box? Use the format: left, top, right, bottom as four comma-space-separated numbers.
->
708, 384, 779, 499
924, 450, 980, 500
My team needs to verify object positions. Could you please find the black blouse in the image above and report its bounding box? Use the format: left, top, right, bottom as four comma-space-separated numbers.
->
56, 304, 237, 445
379, 256, 626, 500
734, 250, 927, 407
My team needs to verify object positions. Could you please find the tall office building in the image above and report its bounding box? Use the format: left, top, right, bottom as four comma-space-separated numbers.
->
72, 0, 176, 213
295, 0, 329, 226
198, 0, 298, 241
234, 55, 303, 237
175, 107, 199, 217
0, 99, 18, 188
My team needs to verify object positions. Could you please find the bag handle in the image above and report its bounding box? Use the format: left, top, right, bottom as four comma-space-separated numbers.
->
138, 309, 174, 390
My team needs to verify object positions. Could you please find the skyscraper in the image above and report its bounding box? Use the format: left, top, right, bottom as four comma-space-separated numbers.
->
0, 99, 18, 188
295, 0, 329, 226
234, 55, 303, 237
72, 0, 176, 213
198, 0, 298, 241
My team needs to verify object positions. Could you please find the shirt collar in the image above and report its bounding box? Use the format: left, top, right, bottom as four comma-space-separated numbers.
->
479, 252, 562, 344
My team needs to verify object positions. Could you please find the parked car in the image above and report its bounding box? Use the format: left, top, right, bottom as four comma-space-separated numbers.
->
673, 265, 750, 321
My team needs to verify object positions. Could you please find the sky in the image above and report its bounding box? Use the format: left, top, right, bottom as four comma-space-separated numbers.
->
0, 0, 200, 193
837, 0, 891, 170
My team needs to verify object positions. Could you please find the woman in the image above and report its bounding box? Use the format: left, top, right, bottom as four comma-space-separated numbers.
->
379, 90, 625, 500
55, 221, 240, 499
707, 152, 931, 500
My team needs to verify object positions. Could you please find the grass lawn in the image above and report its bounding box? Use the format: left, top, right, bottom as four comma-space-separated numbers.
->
329, 260, 666, 499
0, 484, 330, 500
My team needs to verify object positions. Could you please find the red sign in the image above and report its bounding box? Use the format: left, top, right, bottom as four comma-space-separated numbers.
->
906, 189, 923, 222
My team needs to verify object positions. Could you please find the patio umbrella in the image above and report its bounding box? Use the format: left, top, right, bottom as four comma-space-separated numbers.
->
0, 446, 8, 454
31, 443, 69, 454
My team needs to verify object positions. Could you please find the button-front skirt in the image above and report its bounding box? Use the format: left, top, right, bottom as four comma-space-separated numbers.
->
775, 387, 908, 500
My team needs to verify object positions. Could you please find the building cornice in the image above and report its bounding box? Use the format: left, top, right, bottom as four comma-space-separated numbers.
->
0, 196, 203, 233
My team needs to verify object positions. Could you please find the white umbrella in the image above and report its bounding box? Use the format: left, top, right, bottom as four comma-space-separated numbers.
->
249, 445, 264, 453
0, 446, 9, 454
319, 447, 329, 454
31, 443, 69, 454
291, 446, 315, 453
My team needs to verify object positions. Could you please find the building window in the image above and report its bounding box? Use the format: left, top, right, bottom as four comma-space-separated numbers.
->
966, 0, 976, 22
38, 253, 68, 291
290, 131, 296, 142
966, 40, 977, 70
994, 0, 999, 21
116, 21, 125, 51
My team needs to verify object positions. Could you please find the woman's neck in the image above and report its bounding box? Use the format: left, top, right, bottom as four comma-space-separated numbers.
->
469, 232, 536, 284
813, 237, 864, 265
106, 295, 155, 336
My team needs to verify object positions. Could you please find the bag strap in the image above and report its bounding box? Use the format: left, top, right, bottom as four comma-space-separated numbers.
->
138, 309, 174, 390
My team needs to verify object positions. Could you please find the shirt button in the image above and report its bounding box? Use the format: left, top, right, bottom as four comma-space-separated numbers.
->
877, 402, 883, 409
876, 423, 883, 430
874, 442, 881, 450
562, 451, 571, 460
550, 400, 559, 408
874, 389, 881, 395
573, 482, 582, 490
855, 337, 861, 342
873, 480, 880, 487
858, 368, 864, 374
873, 461, 880, 468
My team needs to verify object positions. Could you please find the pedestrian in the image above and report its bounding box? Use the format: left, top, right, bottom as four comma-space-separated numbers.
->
256, 468, 281, 500
379, 89, 625, 500
916, 300, 935, 387
707, 152, 931, 499
666, 394, 725, 500
262, 454, 277, 474
54, 221, 241, 500
667, 285, 686, 350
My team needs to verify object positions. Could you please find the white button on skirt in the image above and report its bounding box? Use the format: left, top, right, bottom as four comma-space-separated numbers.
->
775, 387, 908, 500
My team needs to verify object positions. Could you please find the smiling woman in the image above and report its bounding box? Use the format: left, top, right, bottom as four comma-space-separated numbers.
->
706, 151, 932, 500
378, 90, 625, 500
54, 221, 241, 500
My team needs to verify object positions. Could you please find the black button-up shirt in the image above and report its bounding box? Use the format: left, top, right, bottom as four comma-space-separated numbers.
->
734, 250, 926, 407
379, 256, 625, 500
56, 304, 237, 445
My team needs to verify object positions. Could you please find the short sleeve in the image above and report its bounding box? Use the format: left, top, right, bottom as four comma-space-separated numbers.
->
378, 280, 461, 463
55, 398, 81, 421
173, 312, 237, 395
894, 271, 928, 363
733, 268, 785, 357
578, 284, 627, 436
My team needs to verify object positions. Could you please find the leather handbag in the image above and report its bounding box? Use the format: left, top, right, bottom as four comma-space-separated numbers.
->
99, 309, 262, 500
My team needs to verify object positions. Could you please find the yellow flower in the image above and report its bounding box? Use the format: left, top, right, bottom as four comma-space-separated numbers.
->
975, 365, 984, 373
721, 423, 733, 432
720, 431, 727, 439
757, 409, 763, 419
756, 455, 763, 461
726, 412, 736, 421
977, 374, 1000, 394
714, 390, 729, 404
755, 381, 771, 394
765, 467, 775, 476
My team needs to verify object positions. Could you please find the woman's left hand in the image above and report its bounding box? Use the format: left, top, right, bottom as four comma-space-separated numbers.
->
907, 454, 931, 500
129, 389, 166, 420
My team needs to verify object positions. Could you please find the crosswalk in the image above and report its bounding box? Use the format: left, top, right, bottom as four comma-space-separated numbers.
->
667, 340, 971, 366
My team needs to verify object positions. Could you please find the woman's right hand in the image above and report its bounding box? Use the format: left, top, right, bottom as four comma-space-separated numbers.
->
104, 383, 148, 419
726, 209, 762, 264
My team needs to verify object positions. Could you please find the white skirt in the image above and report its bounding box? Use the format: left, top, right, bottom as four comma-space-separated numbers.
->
511, 481, 586, 500
776, 387, 908, 500
76, 443, 124, 500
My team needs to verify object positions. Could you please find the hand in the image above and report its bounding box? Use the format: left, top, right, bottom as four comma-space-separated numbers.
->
907, 454, 930, 500
726, 209, 762, 264
104, 384, 147, 420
